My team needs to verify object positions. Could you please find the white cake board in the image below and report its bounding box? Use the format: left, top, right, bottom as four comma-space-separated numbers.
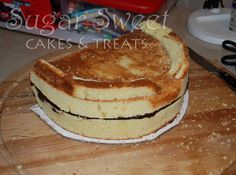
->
31, 91, 189, 144
187, 8, 236, 45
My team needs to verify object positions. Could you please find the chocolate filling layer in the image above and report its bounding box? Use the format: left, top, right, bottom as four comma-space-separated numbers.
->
31, 83, 181, 120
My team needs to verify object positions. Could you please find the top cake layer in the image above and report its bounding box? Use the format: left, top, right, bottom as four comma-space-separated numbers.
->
31, 21, 189, 100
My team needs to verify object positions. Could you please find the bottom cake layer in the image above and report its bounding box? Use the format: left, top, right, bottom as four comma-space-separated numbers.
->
33, 88, 184, 140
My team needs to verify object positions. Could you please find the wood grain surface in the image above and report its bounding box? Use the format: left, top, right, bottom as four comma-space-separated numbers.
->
0, 50, 236, 175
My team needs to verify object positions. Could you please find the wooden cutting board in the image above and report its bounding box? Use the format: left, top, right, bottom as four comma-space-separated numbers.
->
0, 50, 236, 175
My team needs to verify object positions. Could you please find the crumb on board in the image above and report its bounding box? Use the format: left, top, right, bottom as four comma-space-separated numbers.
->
16, 165, 22, 169
197, 124, 202, 128
222, 156, 227, 160
212, 132, 220, 137
208, 171, 213, 175
222, 103, 227, 107
221, 121, 229, 126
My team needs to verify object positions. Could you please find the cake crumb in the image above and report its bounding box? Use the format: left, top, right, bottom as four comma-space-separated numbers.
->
17, 165, 22, 169
185, 145, 190, 150
159, 146, 164, 151
221, 121, 228, 126
197, 124, 202, 128
221, 141, 225, 145
222, 156, 227, 160
184, 124, 189, 128
212, 132, 220, 138
222, 103, 227, 107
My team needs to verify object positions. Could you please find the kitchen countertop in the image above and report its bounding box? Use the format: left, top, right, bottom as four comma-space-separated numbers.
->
0, 29, 61, 82
166, 7, 236, 76
0, 6, 235, 82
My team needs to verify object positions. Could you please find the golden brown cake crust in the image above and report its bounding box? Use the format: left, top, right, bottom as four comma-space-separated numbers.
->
32, 30, 188, 98
168, 31, 190, 79
33, 58, 162, 94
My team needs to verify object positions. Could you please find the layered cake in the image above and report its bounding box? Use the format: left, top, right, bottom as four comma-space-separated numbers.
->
30, 21, 189, 140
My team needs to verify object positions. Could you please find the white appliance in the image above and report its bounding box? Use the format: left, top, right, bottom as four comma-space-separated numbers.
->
187, 0, 236, 45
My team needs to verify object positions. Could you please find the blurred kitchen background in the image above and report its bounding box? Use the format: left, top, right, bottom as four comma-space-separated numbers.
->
0, 0, 235, 82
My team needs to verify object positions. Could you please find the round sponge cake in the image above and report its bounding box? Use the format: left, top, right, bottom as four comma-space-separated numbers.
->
30, 21, 189, 140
